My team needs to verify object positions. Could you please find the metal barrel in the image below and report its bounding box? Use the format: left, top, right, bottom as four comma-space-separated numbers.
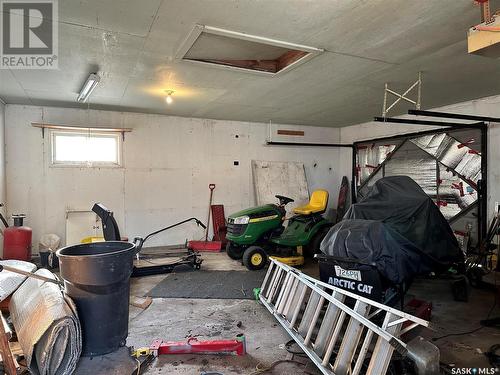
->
56, 241, 136, 356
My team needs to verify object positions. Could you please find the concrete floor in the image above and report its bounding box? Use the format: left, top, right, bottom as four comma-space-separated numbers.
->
75, 252, 499, 374
409, 275, 500, 370
126, 253, 321, 375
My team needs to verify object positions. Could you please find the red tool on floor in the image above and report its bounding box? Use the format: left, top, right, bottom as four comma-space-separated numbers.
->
151, 335, 245, 356
188, 184, 222, 252
132, 335, 246, 358
402, 298, 432, 338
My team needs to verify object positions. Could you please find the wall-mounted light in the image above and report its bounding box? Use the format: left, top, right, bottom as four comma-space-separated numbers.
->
165, 90, 174, 104
77, 73, 100, 102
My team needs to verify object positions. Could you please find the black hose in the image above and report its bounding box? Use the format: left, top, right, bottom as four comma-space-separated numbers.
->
142, 217, 206, 243
0, 212, 8, 229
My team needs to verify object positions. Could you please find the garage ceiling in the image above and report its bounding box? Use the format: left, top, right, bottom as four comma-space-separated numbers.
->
1, 0, 500, 127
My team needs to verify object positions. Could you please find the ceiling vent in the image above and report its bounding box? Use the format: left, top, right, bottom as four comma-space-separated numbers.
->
175, 25, 323, 76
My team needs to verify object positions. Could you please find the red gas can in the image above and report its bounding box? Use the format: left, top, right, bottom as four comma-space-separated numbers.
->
3, 215, 32, 261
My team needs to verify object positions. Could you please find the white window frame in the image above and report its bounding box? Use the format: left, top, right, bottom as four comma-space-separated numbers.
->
50, 130, 123, 167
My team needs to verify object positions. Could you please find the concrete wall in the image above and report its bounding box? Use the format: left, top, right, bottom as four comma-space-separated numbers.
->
5, 105, 341, 250
6, 94, 498, 251
0, 100, 5, 254
339, 94, 500, 221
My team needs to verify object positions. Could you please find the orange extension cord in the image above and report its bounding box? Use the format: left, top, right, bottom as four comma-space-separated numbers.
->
475, 25, 500, 31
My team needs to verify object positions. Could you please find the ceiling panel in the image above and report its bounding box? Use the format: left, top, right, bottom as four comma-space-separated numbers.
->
121, 77, 228, 116
59, 0, 162, 37
1, 0, 499, 127
0, 70, 28, 103
304, 0, 478, 64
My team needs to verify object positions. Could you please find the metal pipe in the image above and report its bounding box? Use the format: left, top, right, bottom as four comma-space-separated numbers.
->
353, 126, 476, 146
266, 141, 354, 148
351, 146, 357, 203
416, 72, 422, 110
408, 110, 498, 124
0, 264, 63, 285
374, 117, 486, 128
480, 125, 488, 242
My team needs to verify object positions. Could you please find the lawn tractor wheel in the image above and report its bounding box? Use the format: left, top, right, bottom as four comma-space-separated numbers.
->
226, 243, 245, 260
242, 246, 268, 271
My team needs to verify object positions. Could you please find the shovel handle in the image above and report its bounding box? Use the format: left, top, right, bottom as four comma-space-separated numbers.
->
209, 184, 216, 190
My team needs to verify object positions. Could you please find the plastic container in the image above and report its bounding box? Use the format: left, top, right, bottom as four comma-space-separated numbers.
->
40, 251, 59, 269
39, 233, 61, 269
56, 241, 136, 356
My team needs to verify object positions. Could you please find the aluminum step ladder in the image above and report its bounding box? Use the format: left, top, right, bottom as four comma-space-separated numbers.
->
259, 258, 436, 375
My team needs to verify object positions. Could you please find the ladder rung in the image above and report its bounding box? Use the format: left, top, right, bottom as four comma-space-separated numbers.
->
260, 261, 274, 294
277, 277, 294, 314
282, 277, 300, 318
352, 329, 374, 375
275, 273, 293, 313
333, 301, 370, 375
366, 313, 402, 375
321, 310, 346, 366
304, 296, 325, 346
267, 268, 283, 303
289, 283, 308, 329
313, 293, 345, 357
298, 290, 323, 337
274, 272, 290, 309
273, 269, 288, 304
265, 266, 280, 299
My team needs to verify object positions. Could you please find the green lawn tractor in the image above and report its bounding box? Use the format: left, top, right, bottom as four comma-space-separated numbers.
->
226, 190, 333, 270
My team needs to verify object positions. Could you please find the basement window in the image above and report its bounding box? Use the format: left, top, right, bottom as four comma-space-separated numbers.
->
176, 25, 323, 76
51, 131, 121, 167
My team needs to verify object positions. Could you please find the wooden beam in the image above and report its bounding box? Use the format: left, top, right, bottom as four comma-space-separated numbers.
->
32, 123, 132, 133
277, 50, 308, 71
0, 312, 19, 375
192, 58, 278, 73
190, 49, 309, 74
277, 129, 305, 136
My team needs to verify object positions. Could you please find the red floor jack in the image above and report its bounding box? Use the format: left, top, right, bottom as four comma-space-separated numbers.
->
151, 334, 245, 356
131, 334, 246, 362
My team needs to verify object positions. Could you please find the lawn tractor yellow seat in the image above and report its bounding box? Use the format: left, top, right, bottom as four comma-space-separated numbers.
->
293, 190, 329, 215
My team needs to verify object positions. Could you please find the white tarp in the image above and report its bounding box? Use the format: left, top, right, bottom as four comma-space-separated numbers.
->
0, 260, 36, 302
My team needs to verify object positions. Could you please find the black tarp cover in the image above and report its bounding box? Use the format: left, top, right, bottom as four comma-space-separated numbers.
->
320, 220, 422, 284
321, 176, 463, 278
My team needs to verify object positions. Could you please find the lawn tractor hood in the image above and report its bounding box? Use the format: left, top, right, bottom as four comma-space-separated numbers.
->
227, 204, 281, 223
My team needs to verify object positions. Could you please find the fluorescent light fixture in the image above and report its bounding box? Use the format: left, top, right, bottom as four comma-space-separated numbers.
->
77, 73, 100, 102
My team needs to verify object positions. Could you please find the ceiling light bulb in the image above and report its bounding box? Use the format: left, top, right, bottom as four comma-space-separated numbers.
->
165, 90, 174, 104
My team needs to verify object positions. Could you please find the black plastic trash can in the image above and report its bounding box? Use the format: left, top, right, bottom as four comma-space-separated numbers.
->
57, 241, 136, 356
